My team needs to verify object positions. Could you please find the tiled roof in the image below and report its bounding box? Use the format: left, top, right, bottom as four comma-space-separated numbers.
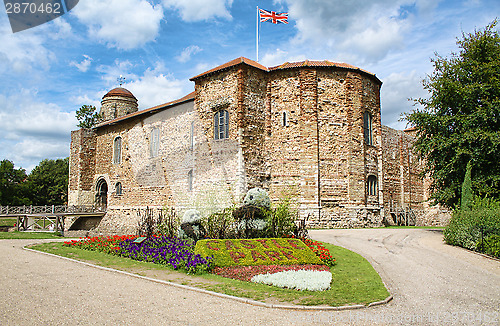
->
102, 87, 137, 99
268, 60, 379, 81
190, 57, 380, 84
95, 91, 195, 129
190, 57, 268, 81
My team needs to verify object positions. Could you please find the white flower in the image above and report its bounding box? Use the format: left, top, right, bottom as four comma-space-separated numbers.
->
251, 270, 332, 291
182, 209, 201, 224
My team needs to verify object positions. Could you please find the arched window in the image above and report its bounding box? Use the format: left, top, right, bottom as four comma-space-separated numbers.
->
115, 182, 122, 195
96, 178, 108, 209
188, 169, 193, 191
363, 112, 373, 146
113, 136, 122, 165
367, 175, 377, 196
150, 128, 160, 157
282, 111, 289, 127
214, 110, 229, 140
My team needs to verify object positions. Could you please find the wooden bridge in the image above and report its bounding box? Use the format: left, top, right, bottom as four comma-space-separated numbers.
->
0, 205, 106, 233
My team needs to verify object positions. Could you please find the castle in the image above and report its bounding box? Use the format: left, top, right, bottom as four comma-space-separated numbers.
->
68, 57, 449, 234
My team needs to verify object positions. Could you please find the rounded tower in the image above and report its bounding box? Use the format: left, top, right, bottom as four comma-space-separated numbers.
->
100, 87, 138, 122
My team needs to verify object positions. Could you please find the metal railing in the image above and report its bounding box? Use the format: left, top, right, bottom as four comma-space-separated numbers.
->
0, 205, 106, 216
390, 207, 417, 226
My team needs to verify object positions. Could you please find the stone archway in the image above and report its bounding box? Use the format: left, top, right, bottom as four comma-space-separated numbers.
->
95, 178, 108, 210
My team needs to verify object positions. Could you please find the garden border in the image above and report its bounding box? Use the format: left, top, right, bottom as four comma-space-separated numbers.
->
23, 244, 393, 311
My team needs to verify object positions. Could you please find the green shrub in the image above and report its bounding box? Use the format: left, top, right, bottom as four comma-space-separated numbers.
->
444, 197, 500, 255
265, 196, 299, 238
156, 206, 180, 238
476, 234, 500, 258
203, 206, 236, 239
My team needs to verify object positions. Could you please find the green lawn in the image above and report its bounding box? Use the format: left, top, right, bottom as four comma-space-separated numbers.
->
0, 218, 17, 227
29, 240, 390, 307
0, 231, 63, 239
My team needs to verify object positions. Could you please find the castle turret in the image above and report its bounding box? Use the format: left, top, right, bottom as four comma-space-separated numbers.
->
100, 87, 138, 122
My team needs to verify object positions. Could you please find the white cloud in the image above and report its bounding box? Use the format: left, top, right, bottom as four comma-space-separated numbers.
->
70, 54, 93, 72
162, 0, 233, 21
339, 16, 406, 63
96, 59, 136, 85
0, 90, 77, 171
91, 61, 190, 109
279, 0, 422, 63
0, 18, 55, 73
72, 0, 164, 50
124, 63, 190, 108
380, 70, 428, 129
260, 49, 306, 67
176, 45, 202, 63
70, 94, 101, 109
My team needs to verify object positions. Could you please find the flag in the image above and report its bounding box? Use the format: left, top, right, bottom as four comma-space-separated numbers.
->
259, 9, 288, 24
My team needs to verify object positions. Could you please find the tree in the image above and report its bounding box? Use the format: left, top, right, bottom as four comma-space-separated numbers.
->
26, 158, 69, 205
405, 20, 500, 209
76, 105, 102, 128
0, 160, 30, 205
461, 160, 473, 210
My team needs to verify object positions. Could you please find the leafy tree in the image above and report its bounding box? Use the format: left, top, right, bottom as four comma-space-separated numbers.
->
76, 105, 102, 128
405, 20, 500, 209
0, 159, 30, 205
26, 158, 69, 205
461, 160, 473, 210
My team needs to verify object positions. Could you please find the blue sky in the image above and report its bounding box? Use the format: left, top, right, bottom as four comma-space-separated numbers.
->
0, 0, 498, 172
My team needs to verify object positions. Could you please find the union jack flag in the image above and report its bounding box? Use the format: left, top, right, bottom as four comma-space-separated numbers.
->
259, 9, 288, 24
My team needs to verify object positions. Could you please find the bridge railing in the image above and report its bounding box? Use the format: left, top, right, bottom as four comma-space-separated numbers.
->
0, 205, 106, 215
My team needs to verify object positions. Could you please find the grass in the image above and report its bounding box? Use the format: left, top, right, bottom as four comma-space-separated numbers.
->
0, 231, 63, 239
0, 218, 17, 227
28, 240, 389, 307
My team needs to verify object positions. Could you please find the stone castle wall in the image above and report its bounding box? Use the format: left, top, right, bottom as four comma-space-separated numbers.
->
264, 67, 384, 228
68, 129, 96, 206
68, 60, 450, 233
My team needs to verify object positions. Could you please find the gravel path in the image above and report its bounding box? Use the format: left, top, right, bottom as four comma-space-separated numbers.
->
0, 229, 498, 325
309, 229, 500, 325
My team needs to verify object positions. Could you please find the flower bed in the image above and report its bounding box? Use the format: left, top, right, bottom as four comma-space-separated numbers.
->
300, 237, 336, 267
65, 236, 337, 291
212, 264, 329, 282
194, 238, 323, 267
251, 270, 332, 291
195, 237, 336, 291
64, 235, 212, 273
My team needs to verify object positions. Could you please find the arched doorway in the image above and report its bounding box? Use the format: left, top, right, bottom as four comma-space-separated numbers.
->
95, 179, 108, 210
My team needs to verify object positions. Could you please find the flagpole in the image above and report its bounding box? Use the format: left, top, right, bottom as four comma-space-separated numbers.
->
256, 6, 259, 62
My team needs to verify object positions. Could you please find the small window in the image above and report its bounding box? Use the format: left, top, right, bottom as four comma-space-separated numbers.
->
367, 175, 377, 196
190, 121, 194, 150
188, 169, 193, 191
115, 182, 122, 195
150, 128, 160, 157
113, 136, 122, 165
214, 110, 229, 140
282, 111, 288, 127
363, 112, 373, 146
